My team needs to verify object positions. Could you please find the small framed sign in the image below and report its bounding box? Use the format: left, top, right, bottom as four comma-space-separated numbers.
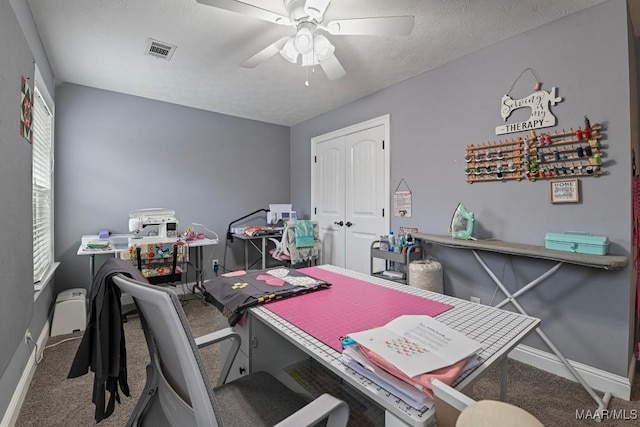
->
549, 179, 579, 203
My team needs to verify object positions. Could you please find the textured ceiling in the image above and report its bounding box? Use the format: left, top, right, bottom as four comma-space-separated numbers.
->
26, 0, 625, 126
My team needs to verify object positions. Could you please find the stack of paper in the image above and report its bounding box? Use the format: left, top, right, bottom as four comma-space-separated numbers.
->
342, 315, 483, 404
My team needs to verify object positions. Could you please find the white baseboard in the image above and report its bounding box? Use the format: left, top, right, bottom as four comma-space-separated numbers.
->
1, 321, 50, 427
509, 344, 632, 401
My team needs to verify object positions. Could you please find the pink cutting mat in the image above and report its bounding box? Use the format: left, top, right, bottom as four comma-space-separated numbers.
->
265, 267, 454, 352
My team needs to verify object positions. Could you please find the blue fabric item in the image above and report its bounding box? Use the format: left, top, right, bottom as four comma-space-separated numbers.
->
294, 220, 315, 248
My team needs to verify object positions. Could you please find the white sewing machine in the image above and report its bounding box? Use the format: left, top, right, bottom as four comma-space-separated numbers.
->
128, 208, 179, 244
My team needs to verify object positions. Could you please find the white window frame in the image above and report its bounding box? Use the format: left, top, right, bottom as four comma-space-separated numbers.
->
32, 67, 55, 290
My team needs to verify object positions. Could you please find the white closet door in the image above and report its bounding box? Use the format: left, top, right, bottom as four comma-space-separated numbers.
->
312, 115, 389, 273
314, 136, 346, 267
344, 125, 386, 273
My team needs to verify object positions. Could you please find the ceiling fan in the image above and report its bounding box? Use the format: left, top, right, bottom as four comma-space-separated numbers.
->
196, 0, 415, 82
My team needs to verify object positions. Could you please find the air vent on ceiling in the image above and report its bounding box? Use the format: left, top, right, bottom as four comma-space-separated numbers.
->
145, 38, 177, 61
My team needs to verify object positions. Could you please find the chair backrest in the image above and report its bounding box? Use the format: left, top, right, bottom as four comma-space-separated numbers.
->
112, 274, 221, 427
285, 220, 321, 264
432, 378, 475, 427
431, 379, 544, 427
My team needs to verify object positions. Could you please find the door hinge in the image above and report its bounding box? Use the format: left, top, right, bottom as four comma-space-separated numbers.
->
314, 156, 317, 163
382, 208, 385, 217
314, 207, 317, 214
382, 140, 385, 149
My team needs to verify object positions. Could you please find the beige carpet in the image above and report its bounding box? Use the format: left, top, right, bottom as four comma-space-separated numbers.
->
15, 294, 640, 426
16, 295, 220, 427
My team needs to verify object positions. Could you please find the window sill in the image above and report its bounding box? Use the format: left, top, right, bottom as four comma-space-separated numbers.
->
34, 261, 60, 301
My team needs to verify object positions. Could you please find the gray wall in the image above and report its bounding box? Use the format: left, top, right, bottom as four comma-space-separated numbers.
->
291, 0, 635, 377
54, 83, 291, 290
0, 0, 57, 418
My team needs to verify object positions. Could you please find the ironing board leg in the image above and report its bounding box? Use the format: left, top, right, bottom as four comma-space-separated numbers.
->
471, 250, 611, 419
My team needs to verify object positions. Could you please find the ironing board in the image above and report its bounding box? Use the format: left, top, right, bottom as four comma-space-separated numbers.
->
414, 232, 629, 421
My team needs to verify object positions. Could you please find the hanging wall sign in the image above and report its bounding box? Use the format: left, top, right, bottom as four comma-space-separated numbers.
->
394, 179, 412, 217
20, 76, 33, 143
496, 87, 563, 135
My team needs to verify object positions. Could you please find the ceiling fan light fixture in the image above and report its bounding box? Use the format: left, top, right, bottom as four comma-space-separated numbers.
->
301, 51, 318, 67
294, 23, 315, 54
314, 34, 334, 62
280, 37, 299, 63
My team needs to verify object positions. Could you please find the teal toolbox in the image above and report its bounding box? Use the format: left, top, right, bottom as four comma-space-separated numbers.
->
544, 232, 609, 255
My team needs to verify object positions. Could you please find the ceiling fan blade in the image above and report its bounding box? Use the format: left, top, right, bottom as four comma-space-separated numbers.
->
320, 54, 346, 81
304, 0, 331, 21
196, 0, 290, 25
240, 37, 289, 68
324, 16, 414, 36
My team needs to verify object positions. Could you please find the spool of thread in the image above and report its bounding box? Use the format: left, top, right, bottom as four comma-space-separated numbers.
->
584, 145, 592, 156
594, 153, 602, 165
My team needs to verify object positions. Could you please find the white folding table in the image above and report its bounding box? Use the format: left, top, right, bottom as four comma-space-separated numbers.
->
220, 265, 540, 426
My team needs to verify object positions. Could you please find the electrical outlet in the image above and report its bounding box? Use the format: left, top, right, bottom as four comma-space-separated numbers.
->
470, 296, 481, 304
212, 259, 219, 270
24, 330, 32, 344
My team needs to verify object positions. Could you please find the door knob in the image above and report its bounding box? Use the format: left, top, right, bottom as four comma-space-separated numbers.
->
345, 221, 353, 227
334, 221, 344, 226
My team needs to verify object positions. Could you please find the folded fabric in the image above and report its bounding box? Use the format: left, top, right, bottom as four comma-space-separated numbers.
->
203, 268, 331, 326
358, 344, 469, 398
342, 346, 433, 408
294, 220, 315, 248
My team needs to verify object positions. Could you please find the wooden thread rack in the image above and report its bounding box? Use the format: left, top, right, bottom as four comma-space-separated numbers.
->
465, 124, 605, 183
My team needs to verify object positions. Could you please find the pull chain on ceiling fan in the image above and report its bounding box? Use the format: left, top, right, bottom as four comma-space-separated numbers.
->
196, 0, 415, 82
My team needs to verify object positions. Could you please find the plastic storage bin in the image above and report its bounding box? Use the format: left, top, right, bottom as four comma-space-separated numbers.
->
51, 288, 87, 336
544, 232, 609, 255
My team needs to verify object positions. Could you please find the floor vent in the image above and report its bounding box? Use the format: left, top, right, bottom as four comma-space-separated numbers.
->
145, 38, 177, 61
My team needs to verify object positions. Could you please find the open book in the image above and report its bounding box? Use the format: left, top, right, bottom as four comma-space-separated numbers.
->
347, 315, 482, 378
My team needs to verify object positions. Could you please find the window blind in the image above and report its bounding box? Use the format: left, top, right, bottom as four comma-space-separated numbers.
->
32, 86, 53, 286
